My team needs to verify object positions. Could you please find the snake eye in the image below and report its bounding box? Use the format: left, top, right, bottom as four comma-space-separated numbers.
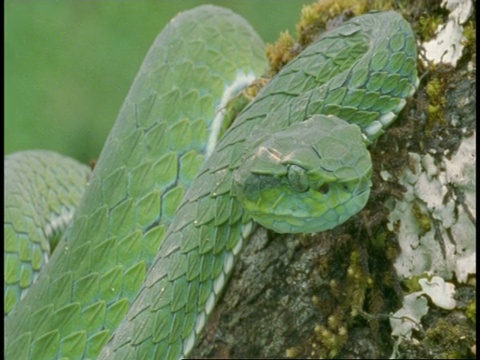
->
317, 184, 330, 194
287, 164, 309, 192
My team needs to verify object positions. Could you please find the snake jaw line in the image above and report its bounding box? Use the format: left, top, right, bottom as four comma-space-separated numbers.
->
194, 311, 206, 337
394, 99, 407, 114
240, 222, 253, 243
378, 112, 396, 126
183, 332, 196, 357
363, 120, 384, 139
213, 272, 225, 295
223, 252, 235, 274
205, 292, 216, 317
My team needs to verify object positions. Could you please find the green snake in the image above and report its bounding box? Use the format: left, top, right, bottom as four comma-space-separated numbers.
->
4, 5, 418, 359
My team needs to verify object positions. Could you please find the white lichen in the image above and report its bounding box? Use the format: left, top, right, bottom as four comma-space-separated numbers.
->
389, 276, 457, 358
422, 0, 474, 66
418, 276, 456, 310
387, 133, 475, 282
390, 292, 429, 342
387, 131, 475, 356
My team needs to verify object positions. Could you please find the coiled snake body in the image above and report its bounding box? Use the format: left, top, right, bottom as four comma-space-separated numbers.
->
5, 5, 418, 359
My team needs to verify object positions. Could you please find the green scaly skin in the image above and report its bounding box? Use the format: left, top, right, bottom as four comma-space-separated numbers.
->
4, 151, 91, 316
4, 5, 418, 360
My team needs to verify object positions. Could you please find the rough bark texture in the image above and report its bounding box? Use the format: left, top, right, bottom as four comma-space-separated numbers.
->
192, 0, 476, 359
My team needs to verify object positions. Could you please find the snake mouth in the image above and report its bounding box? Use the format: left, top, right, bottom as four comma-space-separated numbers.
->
236, 170, 372, 234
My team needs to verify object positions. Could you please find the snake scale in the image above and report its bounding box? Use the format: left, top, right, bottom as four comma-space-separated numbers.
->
4, 5, 418, 359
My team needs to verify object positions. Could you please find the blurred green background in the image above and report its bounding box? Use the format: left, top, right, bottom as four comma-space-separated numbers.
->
5, 0, 312, 163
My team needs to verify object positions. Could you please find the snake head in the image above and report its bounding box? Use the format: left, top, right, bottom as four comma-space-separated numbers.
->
233, 115, 372, 234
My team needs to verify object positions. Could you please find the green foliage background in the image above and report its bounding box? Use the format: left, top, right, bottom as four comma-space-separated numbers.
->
5, 0, 310, 163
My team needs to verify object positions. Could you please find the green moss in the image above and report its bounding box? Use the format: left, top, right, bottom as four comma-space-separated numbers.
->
402, 275, 423, 292
426, 77, 444, 99
423, 319, 475, 359
346, 249, 373, 317
412, 202, 432, 234
296, 0, 396, 44
465, 300, 476, 324
370, 231, 388, 250
463, 21, 476, 44
313, 321, 349, 358
266, 0, 396, 74
285, 311, 349, 358
418, 14, 445, 41
265, 31, 296, 75
462, 20, 476, 62
425, 76, 448, 134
